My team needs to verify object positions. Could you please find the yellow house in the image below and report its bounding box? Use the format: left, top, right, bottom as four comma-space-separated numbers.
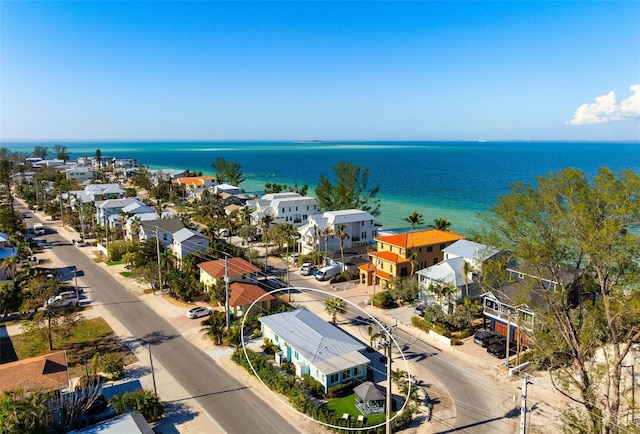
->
360, 229, 465, 288
198, 257, 261, 288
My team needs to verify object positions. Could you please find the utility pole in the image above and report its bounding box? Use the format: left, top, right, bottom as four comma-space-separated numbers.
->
520, 374, 531, 434
148, 342, 157, 395
225, 255, 230, 330
155, 228, 162, 294
379, 323, 397, 434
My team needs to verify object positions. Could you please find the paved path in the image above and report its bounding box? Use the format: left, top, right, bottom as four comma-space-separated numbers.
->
5, 201, 564, 433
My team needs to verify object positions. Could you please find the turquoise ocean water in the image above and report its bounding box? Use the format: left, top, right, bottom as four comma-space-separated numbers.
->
2, 141, 639, 236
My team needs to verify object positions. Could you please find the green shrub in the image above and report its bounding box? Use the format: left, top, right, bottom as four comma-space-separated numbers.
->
281, 361, 295, 375
109, 390, 164, 422
100, 353, 125, 379
301, 374, 325, 398
370, 291, 396, 308
327, 380, 357, 398
411, 316, 431, 333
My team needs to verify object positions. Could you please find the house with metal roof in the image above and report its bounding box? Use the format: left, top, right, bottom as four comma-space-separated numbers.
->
260, 308, 369, 393
248, 193, 319, 231
416, 240, 504, 311
171, 227, 209, 265
138, 218, 185, 248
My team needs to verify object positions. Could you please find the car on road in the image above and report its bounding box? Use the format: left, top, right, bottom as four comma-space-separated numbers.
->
486, 338, 518, 359
72, 238, 86, 247
473, 330, 502, 347
186, 306, 211, 319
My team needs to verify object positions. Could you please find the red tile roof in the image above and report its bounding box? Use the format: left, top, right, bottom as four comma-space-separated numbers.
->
228, 282, 275, 307
0, 351, 69, 393
198, 257, 261, 279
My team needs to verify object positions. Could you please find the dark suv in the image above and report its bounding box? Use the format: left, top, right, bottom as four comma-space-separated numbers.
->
473, 330, 502, 347
486, 338, 518, 359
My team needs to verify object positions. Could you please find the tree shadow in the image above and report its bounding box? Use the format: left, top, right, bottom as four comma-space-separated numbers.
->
0, 334, 18, 363
137, 330, 180, 346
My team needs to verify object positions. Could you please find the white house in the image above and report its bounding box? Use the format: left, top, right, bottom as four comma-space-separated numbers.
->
297, 209, 377, 255
171, 228, 209, 265
65, 165, 95, 182
94, 198, 146, 228
260, 308, 369, 393
214, 184, 243, 195
138, 218, 185, 248
417, 240, 502, 312
248, 193, 319, 230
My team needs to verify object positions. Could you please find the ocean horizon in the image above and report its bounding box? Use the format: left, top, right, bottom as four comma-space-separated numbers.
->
2, 140, 639, 236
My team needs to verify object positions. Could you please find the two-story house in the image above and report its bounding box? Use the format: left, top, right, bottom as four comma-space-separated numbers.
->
416, 240, 502, 312
94, 198, 147, 228
361, 229, 465, 288
173, 175, 218, 199
138, 218, 185, 248
297, 209, 378, 255
248, 193, 319, 231
171, 227, 209, 266
198, 257, 261, 289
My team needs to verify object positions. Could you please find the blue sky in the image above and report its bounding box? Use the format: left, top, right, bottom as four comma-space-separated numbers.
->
1, 1, 639, 141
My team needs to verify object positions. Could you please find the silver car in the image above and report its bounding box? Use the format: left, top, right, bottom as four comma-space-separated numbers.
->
186, 307, 211, 319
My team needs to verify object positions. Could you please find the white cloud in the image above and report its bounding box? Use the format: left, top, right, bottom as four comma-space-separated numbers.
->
567, 84, 640, 125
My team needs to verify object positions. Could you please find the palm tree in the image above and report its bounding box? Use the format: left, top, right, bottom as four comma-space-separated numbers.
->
324, 297, 346, 325
0, 256, 17, 280
433, 218, 452, 231
320, 226, 334, 257
200, 310, 226, 345
260, 214, 275, 271
462, 260, 474, 300
335, 224, 350, 272
407, 249, 419, 276
130, 216, 141, 244
404, 211, 424, 232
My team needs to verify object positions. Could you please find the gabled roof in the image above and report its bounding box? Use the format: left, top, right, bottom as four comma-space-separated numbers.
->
443, 239, 500, 262
173, 227, 207, 243
122, 202, 153, 214
416, 257, 468, 287
228, 282, 275, 307
140, 218, 185, 234
259, 308, 369, 375
95, 198, 144, 210
0, 351, 69, 393
375, 229, 465, 248
325, 209, 375, 224
198, 257, 260, 279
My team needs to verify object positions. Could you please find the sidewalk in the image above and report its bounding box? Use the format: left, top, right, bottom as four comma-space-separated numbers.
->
14, 205, 563, 433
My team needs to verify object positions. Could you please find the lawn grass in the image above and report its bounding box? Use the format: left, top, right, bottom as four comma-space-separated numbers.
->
6, 315, 137, 378
322, 393, 392, 425
119, 271, 132, 278
106, 260, 124, 266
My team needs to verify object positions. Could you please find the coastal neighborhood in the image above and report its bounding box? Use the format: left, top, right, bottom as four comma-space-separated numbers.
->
0, 146, 637, 434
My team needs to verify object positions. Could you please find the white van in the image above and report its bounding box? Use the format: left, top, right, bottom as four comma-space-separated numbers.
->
314, 264, 342, 281
33, 223, 45, 235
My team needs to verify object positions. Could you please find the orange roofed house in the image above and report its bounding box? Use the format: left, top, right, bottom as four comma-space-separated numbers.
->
360, 229, 465, 288
0, 351, 70, 394
173, 175, 217, 200
198, 257, 261, 288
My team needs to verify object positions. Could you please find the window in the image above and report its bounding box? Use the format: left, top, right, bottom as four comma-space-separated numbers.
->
282, 208, 285, 212
289, 207, 291, 212
433, 258, 438, 265
294, 351, 299, 360
295, 206, 298, 211
362, 231, 367, 239
391, 265, 394, 273
427, 246, 433, 252
354, 366, 362, 377
439, 243, 445, 250
329, 373, 339, 384
400, 267, 408, 277
342, 369, 351, 380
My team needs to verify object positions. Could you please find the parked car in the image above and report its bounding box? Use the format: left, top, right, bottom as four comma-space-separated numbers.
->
300, 263, 314, 276
473, 330, 502, 347
72, 238, 86, 247
186, 306, 211, 319
486, 338, 518, 359
414, 304, 427, 317
45, 291, 79, 308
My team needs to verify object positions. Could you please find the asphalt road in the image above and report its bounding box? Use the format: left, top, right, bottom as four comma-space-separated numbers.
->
22, 205, 300, 434
287, 273, 519, 434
